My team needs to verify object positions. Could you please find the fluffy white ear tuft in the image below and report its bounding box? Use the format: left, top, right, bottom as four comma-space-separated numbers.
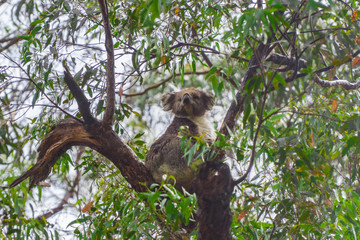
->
161, 92, 175, 111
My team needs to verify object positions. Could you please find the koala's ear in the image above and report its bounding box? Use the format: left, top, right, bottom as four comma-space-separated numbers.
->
203, 91, 215, 110
161, 92, 175, 111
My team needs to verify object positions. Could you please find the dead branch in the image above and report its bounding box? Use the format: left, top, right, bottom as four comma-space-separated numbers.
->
3, 119, 98, 189
63, 64, 95, 123
2, 118, 153, 192
98, 0, 116, 127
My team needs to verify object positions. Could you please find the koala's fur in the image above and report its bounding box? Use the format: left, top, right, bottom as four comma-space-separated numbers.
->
145, 88, 215, 191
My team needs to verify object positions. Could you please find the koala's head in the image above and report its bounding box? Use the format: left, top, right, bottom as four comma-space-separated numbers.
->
161, 88, 215, 117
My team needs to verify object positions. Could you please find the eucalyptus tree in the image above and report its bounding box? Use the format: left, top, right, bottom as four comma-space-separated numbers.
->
1, 0, 360, 239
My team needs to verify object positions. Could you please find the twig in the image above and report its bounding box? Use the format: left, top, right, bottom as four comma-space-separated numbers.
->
170, 42, 220, 54
36, 147, 84, 220
233, 70, 270, 185
2, 54, 80, 121
123, 71, 209, 97
0, 24, 36, 53
190, 26, 240, 90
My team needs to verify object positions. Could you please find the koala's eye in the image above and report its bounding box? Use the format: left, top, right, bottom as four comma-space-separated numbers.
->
193, 95, 199, 99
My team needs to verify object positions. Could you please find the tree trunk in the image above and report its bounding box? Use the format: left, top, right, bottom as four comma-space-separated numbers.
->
194, 161, 234, 240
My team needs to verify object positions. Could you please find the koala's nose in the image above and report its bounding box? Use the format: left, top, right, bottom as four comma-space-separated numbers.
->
183, 93, 190, 103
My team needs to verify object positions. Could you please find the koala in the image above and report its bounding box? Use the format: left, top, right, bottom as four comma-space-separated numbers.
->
145, 88, 216, 192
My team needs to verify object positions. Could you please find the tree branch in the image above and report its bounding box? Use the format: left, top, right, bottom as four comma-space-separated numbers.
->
2, 119, 98, 190
2, 118, 153, 192
219, 43, 270, 137
313, 74, 360, 90
0, 25, 36, 53
266, 53, 307, 69
98, 0, 115, 127
63, 63, 95, 123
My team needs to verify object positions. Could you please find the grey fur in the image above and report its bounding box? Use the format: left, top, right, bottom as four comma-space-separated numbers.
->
145, 88, 215, 191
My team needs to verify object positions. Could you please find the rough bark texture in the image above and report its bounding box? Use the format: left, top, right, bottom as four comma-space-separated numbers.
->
191, 43, 271, 239
4, 118, 153, 192
4, 119, 97, 189
87, 121, 153, 192
193, 161, 234, 240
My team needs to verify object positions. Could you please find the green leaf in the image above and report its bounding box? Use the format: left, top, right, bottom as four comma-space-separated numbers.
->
165, 200, 177, 221
19, 35, 31, 41
30, 26, 42, 36
30, 19, 44, 26
85, 24, 98, 35
96, 100, 104, 115
205, 66, 218, 79
67, 216, 91, 227
32, 90, 40, 106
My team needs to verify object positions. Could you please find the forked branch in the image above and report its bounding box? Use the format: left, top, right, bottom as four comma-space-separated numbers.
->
2, 1, 153, 193
2, 117, 153, 192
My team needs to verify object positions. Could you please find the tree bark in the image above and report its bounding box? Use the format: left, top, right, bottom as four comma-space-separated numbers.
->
194, 161, 234, 240
3, 118, 153, 192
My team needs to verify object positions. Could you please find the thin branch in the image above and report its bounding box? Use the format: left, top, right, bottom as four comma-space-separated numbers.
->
170, 42, 220, 54
287, 27, 351, 34
2, 54, 80, 121
233, 71, 270, 186
98, 0, 115, 127
190, 26, 240, 90
63, 63, 95, 123
199, 50, 239, 89
0, 25, 36, 53
123, 71, 209, 97
336, 0, 354, 12
281, 110, 342, 123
